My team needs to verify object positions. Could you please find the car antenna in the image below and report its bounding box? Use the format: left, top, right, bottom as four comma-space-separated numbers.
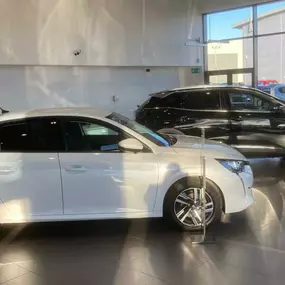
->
0, 107, 9, 114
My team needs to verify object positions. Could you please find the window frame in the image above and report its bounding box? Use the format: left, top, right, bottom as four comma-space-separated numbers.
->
182, 89, 223, 111
60, 116, 153, 154
0, 117, 65, 153
225, 88, 278, 112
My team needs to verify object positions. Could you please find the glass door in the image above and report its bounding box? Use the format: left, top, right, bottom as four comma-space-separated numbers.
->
209, 75, 227, 85
232, 73, 252, 87
205, 68, 254, 87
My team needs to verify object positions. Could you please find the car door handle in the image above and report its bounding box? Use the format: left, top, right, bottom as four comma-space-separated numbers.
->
65, 165, 88, 173
0, 167, 16, 175
231, 116, 243, 122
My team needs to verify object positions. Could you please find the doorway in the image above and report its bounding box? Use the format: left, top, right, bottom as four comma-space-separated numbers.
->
205, 68, 254, 87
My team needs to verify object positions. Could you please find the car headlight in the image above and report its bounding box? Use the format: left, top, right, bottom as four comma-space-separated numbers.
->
217, 159, 247, 174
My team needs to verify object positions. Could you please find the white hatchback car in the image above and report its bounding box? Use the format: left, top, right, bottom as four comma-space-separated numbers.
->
0, 108, 254, 230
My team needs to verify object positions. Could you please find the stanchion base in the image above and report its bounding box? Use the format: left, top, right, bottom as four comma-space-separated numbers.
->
189, 231, 217, 244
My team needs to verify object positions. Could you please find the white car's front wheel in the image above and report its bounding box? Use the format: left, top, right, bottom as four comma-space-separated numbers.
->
163, 178, 223, 231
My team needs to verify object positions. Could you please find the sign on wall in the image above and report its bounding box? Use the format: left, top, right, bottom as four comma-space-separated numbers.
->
191, 67, 201, 74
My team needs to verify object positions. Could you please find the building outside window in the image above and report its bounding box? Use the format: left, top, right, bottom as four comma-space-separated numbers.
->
205, 1, 285, 87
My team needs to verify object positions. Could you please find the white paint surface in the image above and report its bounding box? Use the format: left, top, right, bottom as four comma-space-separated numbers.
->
0, 66, 203, 117
0, 0, 204, 115
0, 0, 203, 66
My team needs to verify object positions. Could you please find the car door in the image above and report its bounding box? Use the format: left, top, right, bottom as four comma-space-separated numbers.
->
0, 117, 64, 222
58, 117, 159, 215
170, 89, 231, 142
225, 88, 285, 157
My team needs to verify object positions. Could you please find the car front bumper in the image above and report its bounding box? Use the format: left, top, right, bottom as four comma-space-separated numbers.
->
225, 165, 254, 213
207, 162, 254, 214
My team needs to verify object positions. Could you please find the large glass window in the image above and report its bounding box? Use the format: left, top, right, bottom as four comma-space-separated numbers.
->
257, 1, 285, 35
258, 34, 285, 84
204, 1, 285, 87
206, 7, 253, 41
207, 39, 253, 71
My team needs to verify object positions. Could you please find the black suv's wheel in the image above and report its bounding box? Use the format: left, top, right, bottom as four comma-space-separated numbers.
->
163, 178, 222, 231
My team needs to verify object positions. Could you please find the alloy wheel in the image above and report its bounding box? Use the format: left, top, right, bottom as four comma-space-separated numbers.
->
173, 188, 214, 227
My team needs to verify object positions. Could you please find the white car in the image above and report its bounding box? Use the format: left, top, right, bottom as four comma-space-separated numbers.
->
0, 108, 254, 231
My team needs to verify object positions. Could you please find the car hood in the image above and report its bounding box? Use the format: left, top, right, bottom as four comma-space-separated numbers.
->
171, 135, 246, 160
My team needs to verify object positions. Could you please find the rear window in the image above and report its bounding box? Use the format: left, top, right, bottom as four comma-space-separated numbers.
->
141, 97, 162, 108
139, 90, 221, 110
140, 92, 186, 109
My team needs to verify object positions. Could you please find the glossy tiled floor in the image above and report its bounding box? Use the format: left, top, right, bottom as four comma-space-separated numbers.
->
0, 158, 285, 285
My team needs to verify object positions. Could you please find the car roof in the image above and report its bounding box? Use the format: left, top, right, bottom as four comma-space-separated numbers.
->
0, 107, 112, 122
150, 85, 257, 97
164, 85, 255, 92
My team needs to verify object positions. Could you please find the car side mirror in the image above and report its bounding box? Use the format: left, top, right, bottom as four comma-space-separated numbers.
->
118, 138, 143, 153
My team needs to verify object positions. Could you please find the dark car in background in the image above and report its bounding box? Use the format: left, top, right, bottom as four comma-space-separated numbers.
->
258, 84, 285, 101
135, 85, 285, 158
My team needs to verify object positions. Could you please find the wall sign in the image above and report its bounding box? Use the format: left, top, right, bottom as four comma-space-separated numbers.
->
191, 67, 201, 74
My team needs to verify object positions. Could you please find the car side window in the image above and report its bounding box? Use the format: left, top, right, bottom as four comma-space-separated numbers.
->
160, 92, 187, 108
229, 91, 275, 111
279, 87, 285, 94
182, 90, 222, 110
28, 118, 65, 151
64, 120, 128, 152
0, 118, 64, 152
0, 122, 30, 152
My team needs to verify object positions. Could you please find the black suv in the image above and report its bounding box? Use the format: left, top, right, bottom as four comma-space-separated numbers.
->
135, 85, 285, 158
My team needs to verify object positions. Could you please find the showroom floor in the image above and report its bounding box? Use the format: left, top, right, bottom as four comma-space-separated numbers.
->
0, 158, 285, 285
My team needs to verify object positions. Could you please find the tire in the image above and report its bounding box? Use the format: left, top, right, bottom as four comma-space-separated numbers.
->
158, 128, 184, 135
163, 177, 223, 231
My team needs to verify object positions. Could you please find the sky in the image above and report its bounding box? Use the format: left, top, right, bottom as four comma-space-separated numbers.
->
207, 1, 285, 40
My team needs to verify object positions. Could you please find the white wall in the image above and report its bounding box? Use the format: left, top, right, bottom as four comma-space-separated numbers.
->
0, 0, 203, 66
0, 0, 204, 116
0, 66, 203, 118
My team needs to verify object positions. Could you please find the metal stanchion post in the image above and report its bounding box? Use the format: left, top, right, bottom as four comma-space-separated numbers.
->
200, 127, 206, 241
190, 126, 216, 244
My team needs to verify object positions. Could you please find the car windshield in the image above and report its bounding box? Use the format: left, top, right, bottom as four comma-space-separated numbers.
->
107, 113, 172, 147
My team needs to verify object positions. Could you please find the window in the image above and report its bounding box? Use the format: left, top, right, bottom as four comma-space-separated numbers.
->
0, 123, 30, 152
160, 92, 187, 108
28, 118, 64, 152
107, 113, 170, 147
229, 91, 277, 111
257, 1, 285, 35
0, 118, 64, 152
64, 120, 125, 152
206, 7, 253, 41
182, 91, 221, 110
279, 87, 285, 94
207, 39, 253, 72
81, 123, 118, 136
